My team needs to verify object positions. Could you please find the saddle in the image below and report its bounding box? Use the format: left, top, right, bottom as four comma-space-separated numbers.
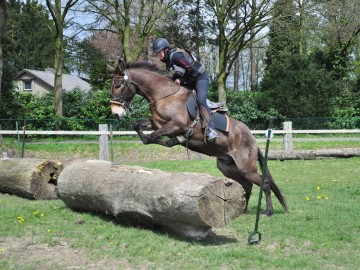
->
186, 92, 230, 133
207, 99, 228, 114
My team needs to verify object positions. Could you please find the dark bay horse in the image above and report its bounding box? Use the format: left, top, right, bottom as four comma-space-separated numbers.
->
110, 60, 288, 216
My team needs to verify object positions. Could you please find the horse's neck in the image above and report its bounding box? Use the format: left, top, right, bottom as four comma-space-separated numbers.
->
130, 69, 182, 100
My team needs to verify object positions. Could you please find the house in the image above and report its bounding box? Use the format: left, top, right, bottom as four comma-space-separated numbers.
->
16, 68, 91, 95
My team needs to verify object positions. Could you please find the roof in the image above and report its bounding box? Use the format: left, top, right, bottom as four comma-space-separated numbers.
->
17, 69, 91, 92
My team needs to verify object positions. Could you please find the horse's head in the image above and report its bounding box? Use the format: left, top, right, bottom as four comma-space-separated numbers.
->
110, 60, 136, 119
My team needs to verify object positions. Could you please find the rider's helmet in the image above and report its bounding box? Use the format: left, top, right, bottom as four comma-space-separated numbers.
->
152, 38, 170, 53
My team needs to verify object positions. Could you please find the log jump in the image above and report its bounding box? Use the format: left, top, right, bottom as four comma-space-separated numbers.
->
57, 159, 246, 239
0, 158, 63, 199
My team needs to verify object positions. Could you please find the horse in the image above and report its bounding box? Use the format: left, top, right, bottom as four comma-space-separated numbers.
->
110, 60, 288, 216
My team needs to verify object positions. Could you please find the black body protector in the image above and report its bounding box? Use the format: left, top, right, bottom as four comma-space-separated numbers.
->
164, 48, 205, 87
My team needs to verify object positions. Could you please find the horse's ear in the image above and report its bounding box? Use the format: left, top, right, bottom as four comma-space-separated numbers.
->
118, 59, 126, 73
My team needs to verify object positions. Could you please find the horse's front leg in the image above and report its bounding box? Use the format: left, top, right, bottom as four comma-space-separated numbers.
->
133, 119, 182, 147
133, 119, 154, 144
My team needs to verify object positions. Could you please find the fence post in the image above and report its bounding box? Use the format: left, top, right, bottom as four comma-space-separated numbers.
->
99, 124, 109, 160
283, 121, 293, 152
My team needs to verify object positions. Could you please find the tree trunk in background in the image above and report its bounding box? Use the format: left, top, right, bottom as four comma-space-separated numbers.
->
0, 0, 5, 109
250, 36, 257, 90
232, 6, 240, 92
194, 0, 201, 57
233, 57, 239, 91
250, 0, 257, 90
46, 0, 65, 117
54, 31, 64, 116
46, 0, 80, 118
217, 33, 227, 104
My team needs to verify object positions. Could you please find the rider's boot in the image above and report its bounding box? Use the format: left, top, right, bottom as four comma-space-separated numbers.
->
200, 105, 218, 142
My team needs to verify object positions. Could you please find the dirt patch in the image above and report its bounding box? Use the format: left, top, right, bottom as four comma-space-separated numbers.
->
0, 237, 147, 270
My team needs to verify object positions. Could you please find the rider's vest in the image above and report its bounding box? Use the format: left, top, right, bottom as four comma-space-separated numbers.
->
167, 48, 205, 79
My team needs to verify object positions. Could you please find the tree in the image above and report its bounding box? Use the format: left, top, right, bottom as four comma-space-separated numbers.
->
260, 0, 360, 119
3, 0, 55, 72
205, 0, 274, 104
0, 0, 5, 110
45, 0, 81, 117
264, 0, 300, 67
314, 0, 360, 80
84, 0, 179, 62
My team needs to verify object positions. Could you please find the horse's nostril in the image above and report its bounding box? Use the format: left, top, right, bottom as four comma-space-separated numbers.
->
115, 84, 120, 88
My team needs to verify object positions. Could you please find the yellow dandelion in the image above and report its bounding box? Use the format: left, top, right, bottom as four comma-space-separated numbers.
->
325, 196, 329, 200
47, 230, 52, 233
0, 248, 4, 253
317, 195, 322, 199
16, 216, 25, 223
33, 211, 39, 215
306, 196, 310, 201
316, 185, 321, 190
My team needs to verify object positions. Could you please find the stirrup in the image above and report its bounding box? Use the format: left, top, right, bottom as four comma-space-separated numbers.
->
206, 127, 218, 142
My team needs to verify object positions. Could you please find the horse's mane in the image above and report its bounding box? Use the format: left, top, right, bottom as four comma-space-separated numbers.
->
126, 61, 170, 77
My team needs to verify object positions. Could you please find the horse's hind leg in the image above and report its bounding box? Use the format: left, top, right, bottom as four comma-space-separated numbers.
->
217, 157, 253, 212
229, 150, 274, 216
218, 149, 274, 216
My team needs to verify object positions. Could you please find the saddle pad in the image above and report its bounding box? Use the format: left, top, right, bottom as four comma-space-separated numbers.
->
186, 95, 230, 133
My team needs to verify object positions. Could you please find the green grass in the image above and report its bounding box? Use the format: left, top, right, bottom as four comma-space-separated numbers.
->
1, 157, 360, 269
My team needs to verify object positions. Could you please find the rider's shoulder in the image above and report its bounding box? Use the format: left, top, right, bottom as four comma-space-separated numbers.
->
170, 48, 185, 58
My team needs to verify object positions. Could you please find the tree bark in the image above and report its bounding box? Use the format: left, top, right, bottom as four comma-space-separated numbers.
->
0, 158, 63, 199
0, 0, 5, 109
58, 160, 246, 239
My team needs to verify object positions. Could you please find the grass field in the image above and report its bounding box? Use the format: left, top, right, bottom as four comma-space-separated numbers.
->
1, 148, 359, 269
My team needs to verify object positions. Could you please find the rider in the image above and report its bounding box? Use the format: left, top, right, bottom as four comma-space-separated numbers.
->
152, 37, 218, 142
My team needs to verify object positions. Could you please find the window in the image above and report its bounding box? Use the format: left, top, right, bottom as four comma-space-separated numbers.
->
23, 80, 32, 91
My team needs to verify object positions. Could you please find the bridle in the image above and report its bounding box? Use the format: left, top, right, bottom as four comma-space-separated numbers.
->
110, 67, 182, 112
110, 70, 135, 109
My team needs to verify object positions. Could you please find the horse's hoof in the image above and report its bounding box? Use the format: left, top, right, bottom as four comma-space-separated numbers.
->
263, 210, 273, 216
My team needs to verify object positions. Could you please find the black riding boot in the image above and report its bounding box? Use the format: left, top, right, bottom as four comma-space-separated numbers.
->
200, 105, 218, 142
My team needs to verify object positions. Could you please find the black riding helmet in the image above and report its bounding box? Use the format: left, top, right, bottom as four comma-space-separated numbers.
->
153, 38, 169, 53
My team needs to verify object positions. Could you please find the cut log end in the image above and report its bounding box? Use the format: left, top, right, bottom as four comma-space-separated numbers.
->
198, 179, 246, 228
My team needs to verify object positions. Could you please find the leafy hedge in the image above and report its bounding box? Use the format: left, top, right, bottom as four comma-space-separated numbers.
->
1, 83, 358, 131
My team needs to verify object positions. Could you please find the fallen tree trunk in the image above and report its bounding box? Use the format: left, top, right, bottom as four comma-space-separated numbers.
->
58, 159, 246, 239
0, 158, 63, 199
266, 148, 360, 160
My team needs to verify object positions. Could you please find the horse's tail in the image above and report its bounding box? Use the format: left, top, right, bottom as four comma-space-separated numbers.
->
257, 147, 288, 213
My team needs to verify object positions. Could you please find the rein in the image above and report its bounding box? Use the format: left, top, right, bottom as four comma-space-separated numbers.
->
112, 68, 182, 113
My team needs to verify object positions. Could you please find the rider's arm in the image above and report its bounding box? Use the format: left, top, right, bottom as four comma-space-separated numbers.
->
171, 51, 194, 84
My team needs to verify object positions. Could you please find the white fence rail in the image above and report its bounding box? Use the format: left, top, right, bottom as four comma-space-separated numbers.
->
1, 129, 359, 136
1, 121, 360, 161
